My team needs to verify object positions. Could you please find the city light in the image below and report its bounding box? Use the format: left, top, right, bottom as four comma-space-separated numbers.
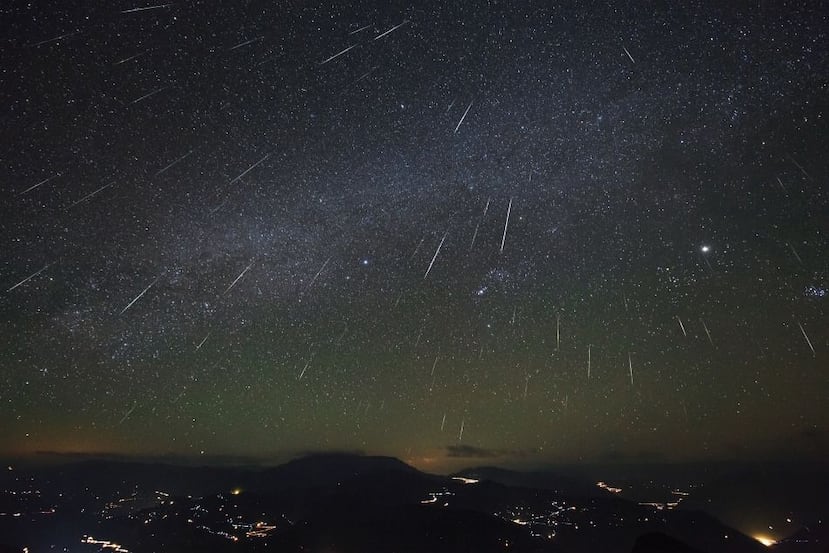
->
753, 534, 777, 547
451, 476, 480, 485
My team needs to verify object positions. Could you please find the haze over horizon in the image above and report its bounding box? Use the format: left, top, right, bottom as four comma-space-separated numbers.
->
1, 0, 827, 474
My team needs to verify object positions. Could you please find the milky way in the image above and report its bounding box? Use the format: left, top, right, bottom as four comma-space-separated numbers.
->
1, 1, 827, 469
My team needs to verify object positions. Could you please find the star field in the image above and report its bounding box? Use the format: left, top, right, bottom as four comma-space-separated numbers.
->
1, 0, 827, 470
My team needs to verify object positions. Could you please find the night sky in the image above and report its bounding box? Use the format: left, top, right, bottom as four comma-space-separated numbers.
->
1, 0, 827, 471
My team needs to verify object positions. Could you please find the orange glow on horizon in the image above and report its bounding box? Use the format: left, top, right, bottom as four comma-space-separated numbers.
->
753, 534, 777, 547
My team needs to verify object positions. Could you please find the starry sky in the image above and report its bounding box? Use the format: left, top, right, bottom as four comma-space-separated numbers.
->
1, 0, 827, 471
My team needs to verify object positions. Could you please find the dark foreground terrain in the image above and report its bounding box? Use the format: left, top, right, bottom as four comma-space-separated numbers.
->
1, 454, 826, 553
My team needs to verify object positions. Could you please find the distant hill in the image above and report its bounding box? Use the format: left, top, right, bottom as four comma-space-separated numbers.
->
258, 452, 425, 488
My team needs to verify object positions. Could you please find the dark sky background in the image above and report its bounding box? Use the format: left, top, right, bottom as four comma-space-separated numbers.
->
1, 0, 826, 472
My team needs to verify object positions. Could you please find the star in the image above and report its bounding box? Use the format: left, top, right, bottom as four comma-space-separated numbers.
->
0, 0, 825, 474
